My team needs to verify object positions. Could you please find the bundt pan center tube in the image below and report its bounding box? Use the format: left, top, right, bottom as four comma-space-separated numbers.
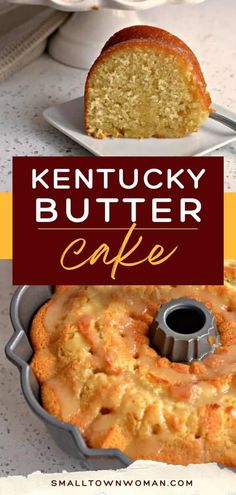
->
150, 298, 219, 362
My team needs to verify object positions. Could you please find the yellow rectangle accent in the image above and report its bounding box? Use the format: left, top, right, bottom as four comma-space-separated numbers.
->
0, 192, 235, 260
0, 192, 12, 259
224, 192, 236, 259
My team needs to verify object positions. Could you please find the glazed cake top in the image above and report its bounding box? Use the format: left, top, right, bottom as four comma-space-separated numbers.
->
30, 263, 236, 466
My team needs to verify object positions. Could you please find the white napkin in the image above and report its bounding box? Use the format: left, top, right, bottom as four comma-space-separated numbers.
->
0, 5, 70, 81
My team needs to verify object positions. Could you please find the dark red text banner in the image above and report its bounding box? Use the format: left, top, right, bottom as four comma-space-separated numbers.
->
13, 156, 223, 285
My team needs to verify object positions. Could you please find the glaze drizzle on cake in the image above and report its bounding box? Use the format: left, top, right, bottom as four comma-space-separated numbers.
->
31, 262, 236, 467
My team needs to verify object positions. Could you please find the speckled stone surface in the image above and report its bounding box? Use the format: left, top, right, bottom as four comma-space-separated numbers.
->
0, 0, 236, 191
0, 261, 87, 476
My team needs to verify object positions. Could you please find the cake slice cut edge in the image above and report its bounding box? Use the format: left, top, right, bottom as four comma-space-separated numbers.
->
84, 26, 212, 139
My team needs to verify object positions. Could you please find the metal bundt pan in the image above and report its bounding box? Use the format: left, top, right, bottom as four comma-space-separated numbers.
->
5, 285, 131, 470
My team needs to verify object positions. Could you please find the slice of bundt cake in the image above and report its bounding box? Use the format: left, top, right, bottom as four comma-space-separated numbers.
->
84, 25, 212, 139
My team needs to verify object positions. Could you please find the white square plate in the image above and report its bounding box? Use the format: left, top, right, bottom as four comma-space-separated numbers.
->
43, 97, 236, 156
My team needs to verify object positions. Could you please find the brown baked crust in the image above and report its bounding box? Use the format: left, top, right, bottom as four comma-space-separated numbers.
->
31, 302, 51, 351
84, 26, 211, 136
30, 266, 236, 467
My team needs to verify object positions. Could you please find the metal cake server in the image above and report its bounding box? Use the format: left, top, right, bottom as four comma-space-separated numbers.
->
209, 112, 236, 132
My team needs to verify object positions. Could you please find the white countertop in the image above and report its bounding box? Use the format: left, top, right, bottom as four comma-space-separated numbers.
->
0, 0, 236, 191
